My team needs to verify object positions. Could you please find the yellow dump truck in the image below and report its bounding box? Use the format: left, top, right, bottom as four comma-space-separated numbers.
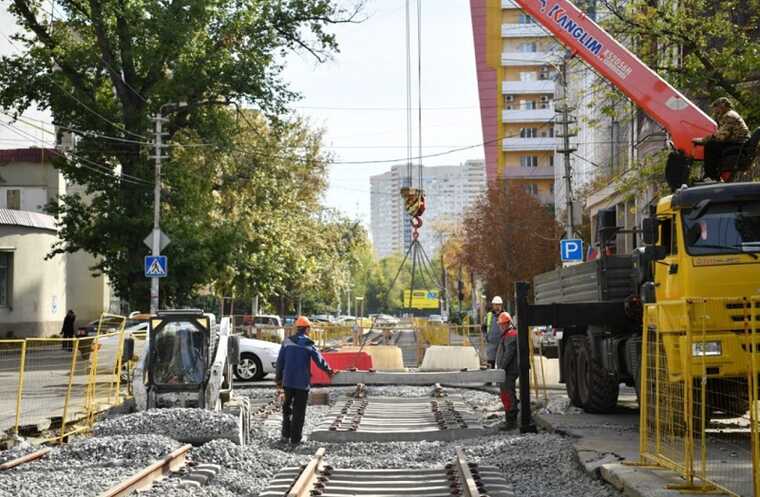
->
531, 182, 760, 413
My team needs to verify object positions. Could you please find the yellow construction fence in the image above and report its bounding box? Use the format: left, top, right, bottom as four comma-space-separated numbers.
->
1, 313, 128, 444
640, 298, 759, 497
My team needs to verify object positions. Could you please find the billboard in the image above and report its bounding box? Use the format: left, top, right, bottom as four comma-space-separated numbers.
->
402, 289, 440, 309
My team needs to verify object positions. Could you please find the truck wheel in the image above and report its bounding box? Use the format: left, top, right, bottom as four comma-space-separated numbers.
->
576, 337, 619, 413
563, 336, 583, 407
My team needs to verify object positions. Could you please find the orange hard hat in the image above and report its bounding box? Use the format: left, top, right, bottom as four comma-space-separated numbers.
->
498, 312, 512, 325
295, 316, 312, 328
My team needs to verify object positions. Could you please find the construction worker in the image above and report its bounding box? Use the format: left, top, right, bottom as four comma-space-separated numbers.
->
495, 311, 519, 430
482, 296, 504, 369
275, 316, 336, 446
693, 97, 751, 181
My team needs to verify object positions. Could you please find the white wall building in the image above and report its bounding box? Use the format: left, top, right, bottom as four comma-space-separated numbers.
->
370, 160, 486, 259
0, 148, 113, 337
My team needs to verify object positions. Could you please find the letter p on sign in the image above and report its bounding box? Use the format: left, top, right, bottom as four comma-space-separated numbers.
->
561, 239, 584, 262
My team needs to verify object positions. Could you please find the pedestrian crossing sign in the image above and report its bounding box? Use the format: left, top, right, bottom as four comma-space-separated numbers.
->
144, 256, 168, 278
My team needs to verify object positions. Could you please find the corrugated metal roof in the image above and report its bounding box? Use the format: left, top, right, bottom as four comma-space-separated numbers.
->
0, 209, 57, 231
0, 148, 59, 164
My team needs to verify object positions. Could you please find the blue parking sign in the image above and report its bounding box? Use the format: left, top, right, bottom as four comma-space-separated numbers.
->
560, 239, 584, 262
145, 256, 168, 278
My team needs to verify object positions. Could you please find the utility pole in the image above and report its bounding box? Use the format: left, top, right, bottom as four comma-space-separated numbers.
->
150, 111, 168, 314
556, 58, 578, 240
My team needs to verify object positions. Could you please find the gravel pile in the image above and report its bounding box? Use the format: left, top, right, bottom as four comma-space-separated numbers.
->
0, 434, 180, 497
94, 408, 241, 444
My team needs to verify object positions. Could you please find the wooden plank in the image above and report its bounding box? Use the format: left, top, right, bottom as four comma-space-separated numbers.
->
98, 444, 191, 497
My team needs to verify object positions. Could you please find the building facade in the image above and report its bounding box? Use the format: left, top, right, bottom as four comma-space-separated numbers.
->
370, 160, 486, 259
0, 148, 113, 337
470, 0, 561, 206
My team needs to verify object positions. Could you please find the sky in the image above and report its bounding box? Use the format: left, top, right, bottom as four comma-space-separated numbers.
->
283, 0, 483, 225
0, 0, 484, 227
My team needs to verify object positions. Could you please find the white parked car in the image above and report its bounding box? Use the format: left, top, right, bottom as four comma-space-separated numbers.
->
234, 337, 281, 381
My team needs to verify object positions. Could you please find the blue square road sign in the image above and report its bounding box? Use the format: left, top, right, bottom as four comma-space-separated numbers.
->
145, 255, 168, 278
560, 239, 584, 262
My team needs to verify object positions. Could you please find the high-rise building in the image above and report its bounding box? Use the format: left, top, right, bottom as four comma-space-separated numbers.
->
370, 160, 486, 259
470, 0, 563, 207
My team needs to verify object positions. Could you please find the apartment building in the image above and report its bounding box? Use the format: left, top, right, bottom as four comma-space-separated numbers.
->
470, 0, 562, 207
370, 160, 486, 259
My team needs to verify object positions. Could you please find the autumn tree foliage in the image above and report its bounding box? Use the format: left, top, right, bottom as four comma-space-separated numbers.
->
461, 181, 562, 310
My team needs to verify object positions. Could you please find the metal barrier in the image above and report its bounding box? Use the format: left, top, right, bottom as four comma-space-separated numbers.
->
1, 314, 127, 444
640, 298, 759, 497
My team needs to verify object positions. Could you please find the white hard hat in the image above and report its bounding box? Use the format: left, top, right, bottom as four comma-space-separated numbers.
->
491, 296, 503, 305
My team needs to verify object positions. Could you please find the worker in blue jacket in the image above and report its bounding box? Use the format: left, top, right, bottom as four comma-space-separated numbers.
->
275, 316, 335, 445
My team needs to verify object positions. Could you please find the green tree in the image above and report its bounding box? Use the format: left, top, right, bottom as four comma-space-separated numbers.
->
599, 0, 760, 124
0, 0, 360, 307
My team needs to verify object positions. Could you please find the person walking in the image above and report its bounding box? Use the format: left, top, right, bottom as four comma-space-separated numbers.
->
693, 97, 751, 181
481, 296, 504, 369
495, 311, 519, 430
275, 316, 336, 446
61, 310, 76, 351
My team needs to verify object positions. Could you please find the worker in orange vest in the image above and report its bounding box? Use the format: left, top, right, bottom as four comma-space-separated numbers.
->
495, 311, 519, 430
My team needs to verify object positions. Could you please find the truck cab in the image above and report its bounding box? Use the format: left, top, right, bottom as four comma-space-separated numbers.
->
645, 183, 760, 383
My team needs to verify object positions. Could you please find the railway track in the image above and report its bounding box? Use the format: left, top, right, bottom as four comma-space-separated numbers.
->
311, 394, 490, 442
259, 447, 514, 497
0, 448, 51, 471
97, 444, 192, 497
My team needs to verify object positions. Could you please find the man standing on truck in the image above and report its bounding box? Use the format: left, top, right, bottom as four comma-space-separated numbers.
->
693, 97, 751, 181
496, 311, 519, 430
276, 316, 336, 446
482, 296, 504, 369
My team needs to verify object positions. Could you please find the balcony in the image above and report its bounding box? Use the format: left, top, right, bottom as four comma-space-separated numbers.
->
502, 0, 518, 8
502, 137, 559, 152
502, 23, 549, 38
502, 79, 555, 95
502, 108, 555, 123
502, 167, 556, 180
501, 52, 562, 67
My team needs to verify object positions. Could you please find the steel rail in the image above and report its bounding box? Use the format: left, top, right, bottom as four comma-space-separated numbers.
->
456, 447, 481, 497
0, 448, 51, 471
97, 444, 191, 497
287, 447, 325, 497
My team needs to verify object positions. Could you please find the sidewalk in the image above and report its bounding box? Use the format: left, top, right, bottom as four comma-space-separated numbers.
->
536, 390, 712, 497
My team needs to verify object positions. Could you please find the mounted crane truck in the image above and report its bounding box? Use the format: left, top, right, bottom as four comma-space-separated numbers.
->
504, 0, 760, 413
533, 183, 760, 412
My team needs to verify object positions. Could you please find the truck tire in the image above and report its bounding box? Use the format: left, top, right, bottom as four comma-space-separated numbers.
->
576, 336, 620, 413
563, 336, 584, 407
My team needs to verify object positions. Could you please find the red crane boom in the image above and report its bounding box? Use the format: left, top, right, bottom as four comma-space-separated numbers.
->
513, 0, 716, 160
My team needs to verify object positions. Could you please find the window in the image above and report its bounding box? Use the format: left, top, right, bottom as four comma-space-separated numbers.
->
519, 71, 537, 82
549, 155, 555, 167
6, 190, 20, 210
520, 128, 538, 138
682, 201, 760, 256
519, 42, 538, 53
520, 100, 537, 110
518, 14, 535, 24
520, 156, 539, 168
0, 253, 10, 307
152, 321, 206, 385
525, 183, 539, 195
